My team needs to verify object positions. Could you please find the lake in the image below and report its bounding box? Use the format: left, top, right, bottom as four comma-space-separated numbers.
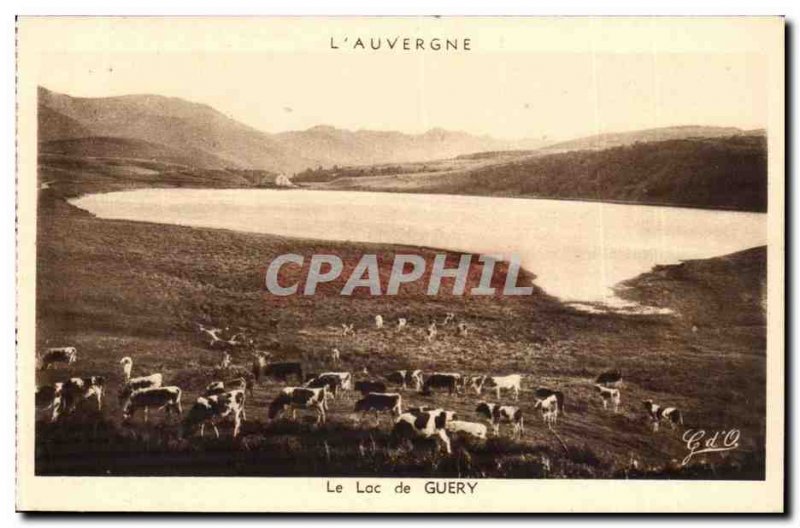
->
70, 189, 767, 313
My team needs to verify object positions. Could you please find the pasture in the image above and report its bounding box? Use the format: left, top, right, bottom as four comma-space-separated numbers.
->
34, 189, 766, 479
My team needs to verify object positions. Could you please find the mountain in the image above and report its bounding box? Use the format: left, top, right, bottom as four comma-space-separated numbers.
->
38, 87, 314, 173
37, 87, 543, 173
540, 125, 763, 153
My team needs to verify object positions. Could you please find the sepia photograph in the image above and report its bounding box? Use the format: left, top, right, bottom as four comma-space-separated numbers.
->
15, 16, 784, 512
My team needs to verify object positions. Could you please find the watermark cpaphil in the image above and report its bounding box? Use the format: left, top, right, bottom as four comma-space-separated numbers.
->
264, 253, 534, 297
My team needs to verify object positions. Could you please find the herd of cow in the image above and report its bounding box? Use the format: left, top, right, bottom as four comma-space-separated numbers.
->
35, 315, 686, 456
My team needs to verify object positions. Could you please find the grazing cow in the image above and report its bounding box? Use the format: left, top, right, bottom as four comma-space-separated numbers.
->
331, 348, 341, 364
596, 369, 623, 388
119, 373, 163, 403
375, 315, 384, 329
204, 377, 252, 401
354, 392, 402, 423
426, 322, 438, 342
442, 312, 455, 326
197, 324, 226, 348
392, 409, 454, 454
52, 376, 105, 419
305, 373, 346, 399
534, 388, 566, 416
595, 384, 621, 412
268, 387, 327, 424
445, 420, 488, 440
120, 356, 133, 381
183, 390, 246, 438
533, 394, 560, 426
456, 322, 468, 337
642, 400, 684, 432
471, 374, 522, 400
354, 380, 387, 396
341, 323, 355, 337
396, 318, 408, 331
386, 369, 423, 391
122, 386, 183, 423
255, 361, 304, 384
39, 347, 77, 370
475, 402, 524, 438
422, 372, 462, 395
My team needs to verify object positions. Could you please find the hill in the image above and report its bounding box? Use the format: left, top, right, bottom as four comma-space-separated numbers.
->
312, 135, 767, 212
540, 125, 763, 153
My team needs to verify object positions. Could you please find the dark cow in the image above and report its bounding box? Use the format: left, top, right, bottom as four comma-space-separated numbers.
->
475, 402, 524, 438
122, 386, 182, 423
36, 383, 62, 421
643, 400, 684, 432
53, 376, 105, 419
534, 387, 566, 415
354, 380, 387, 396
392, 408, 455, 454
421, 372, 462, 395
305, 372, 351, 398
596, 369, 623, 387
183, 390, 246, 438
354, 392, 402, 424
386, 370, 423, 391
268, 387, 327, 423
255, 361, 304, 384
38, 347, 77, 370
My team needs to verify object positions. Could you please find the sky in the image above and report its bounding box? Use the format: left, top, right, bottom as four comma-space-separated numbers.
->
26, 18, 772, 141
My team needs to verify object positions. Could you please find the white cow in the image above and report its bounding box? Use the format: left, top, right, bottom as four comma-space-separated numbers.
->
595, 384, 621, 413
445, 420, 488, 440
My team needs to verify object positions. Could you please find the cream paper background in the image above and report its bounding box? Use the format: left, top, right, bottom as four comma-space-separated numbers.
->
15, 16, 785, 512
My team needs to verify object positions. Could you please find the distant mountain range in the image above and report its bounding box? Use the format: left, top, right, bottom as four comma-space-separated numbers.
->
38, 87, 544, 173
38, 87, 759, 174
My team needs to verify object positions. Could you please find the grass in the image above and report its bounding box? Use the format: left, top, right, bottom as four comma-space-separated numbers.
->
33, 158, 767, 478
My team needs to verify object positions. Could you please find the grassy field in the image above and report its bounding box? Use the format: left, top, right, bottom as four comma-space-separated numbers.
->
34, 160, 767, 478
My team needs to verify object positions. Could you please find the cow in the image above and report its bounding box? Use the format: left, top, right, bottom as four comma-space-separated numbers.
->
534, 394, 560, 427
595, 385, 621, 413
331, 348, 341, 364
470, 374, 522, 400
118, 373, 163, 403
386, 369, 423, 391
35, 383, 62, 421
534, 388, 566, 416
445, 420, 488, 440
643, 400, 684, 432
596, 369, 623, 388
341, 323, 355, 337
396, 318, 408, 331
204, 377, 252, 401
354, 380, 387, 396
306, 372, 352, 399
354, 393, 402, 424
456, 322, 468, 337
122, 386, 183, 423
426, 322, 438, 342
442, 312, 455, 326
422, 372, 462, 395
254, 361, 304, 384
183, 390, 246, 438
268, 387, 327, 424
120, 356, 133, 381
52, 376, 105, 419
392, 408, 455, 454
475, 402, 524, 438
39, 347, 77, 370
375, 315, 384, 329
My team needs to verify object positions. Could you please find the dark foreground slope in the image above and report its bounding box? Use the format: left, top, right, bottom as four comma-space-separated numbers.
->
35, 184, 766, 478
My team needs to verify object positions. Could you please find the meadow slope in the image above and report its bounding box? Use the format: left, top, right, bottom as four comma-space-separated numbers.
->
34, 181, 766, 478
